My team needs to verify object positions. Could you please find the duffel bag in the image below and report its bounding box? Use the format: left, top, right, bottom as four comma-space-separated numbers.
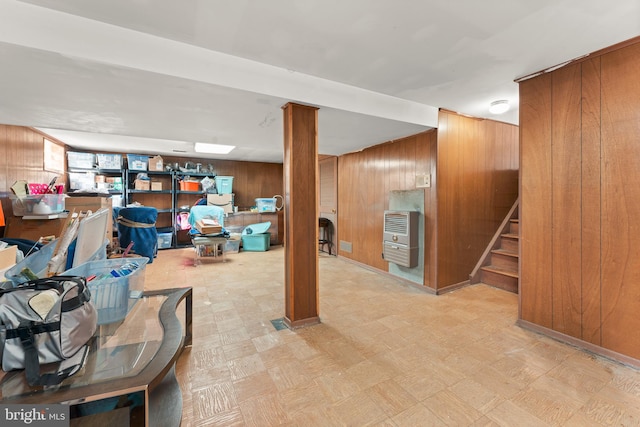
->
0, 276, 97, 386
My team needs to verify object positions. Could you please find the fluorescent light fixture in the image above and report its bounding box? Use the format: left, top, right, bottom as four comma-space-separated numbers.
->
489, 100, 510, 115
194, 142, 235, 154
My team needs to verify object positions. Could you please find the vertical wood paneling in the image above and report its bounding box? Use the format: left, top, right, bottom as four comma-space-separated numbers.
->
428, 131, 438, 288
337, 131, 437, 275
520, 74, 553, 327
0, 125, 67, 214
436, 111, 519, 290
600, 43, 640, 359
551, 64, 583, 337
581, 57, 602, 345
520, 39, 640, 361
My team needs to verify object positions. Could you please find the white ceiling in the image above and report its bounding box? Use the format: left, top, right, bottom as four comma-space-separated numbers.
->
0, 1, 638, 163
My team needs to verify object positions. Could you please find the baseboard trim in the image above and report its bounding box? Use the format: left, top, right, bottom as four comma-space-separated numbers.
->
517, 319, 640, 370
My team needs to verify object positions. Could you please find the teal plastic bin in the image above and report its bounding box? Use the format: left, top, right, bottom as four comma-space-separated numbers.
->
241, 233, 270, 251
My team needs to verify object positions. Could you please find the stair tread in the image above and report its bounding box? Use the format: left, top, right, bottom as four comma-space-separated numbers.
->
501, 232, 519, 239
481, 265, 519, 278
492, 248, 519, 258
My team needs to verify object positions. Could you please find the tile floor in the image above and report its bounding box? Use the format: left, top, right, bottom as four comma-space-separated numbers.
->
145, 247, 640, 426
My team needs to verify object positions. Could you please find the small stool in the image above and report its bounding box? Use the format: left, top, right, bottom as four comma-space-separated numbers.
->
318, 217, 333, 255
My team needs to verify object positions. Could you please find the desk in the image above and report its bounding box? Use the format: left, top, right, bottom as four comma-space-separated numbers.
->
0, 287, 192, 426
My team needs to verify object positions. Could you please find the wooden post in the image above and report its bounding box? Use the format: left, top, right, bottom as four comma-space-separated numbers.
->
282, 102, 320, 328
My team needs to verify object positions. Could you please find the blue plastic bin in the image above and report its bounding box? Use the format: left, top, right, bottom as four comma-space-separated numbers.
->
215, 176, 233, 194
5, 240, 58, 285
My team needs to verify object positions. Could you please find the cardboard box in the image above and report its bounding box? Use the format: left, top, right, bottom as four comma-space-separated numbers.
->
0, 245, 17, 270
63, 196, 113, 244
148, 155, 164, 172
207, 193, 234, 214
134, 179, 150, 191
196, 218, 222, 234
151, 181, 163, 191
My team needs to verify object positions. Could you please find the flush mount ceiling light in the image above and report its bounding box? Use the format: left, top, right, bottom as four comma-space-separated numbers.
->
194, 142, 235, 154
489, 100, 510, 115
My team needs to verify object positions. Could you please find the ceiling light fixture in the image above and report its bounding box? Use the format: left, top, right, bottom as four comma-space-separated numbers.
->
194, 142, 235, 154
489, 100, 510, 115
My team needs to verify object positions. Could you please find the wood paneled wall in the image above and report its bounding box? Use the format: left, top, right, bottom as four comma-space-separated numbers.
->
337, 131, 437, 285
0, 125, 67, 216
519, 38, 640, 360
436, 111, 519, 290
0, 126, 282, 226
337, 113, 518, 292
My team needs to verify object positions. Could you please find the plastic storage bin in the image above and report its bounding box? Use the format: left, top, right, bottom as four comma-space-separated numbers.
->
62, 257, 149, 325
96, 153, 122, 169
9, 194, 65, 216
255, 198, 276, 213
157, 232, 173, 249
127, 154, 148, 171
5, 238, 108, 285
225, 238, 241, 254
5, 239, 58, 285
179, 180, 200, 191
215, 176, 234, 194
241, 233, 270, 251
67, 152, 96, 169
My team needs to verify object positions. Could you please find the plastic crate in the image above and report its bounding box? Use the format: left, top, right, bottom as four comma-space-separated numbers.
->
157, 232, 173, 249
127, 154, 148, 171
5, 239, 58, 285
225, 238, 240, 254
62, 257, 149, 325
255, 198, 276, 213
215, 176, 233, 194
67, 152, 96, 169
69, 171, 96, 191
5, 238, 108, 285
241, 233, 270, 251
96, 153, 122, 169
9, 194, 65, 216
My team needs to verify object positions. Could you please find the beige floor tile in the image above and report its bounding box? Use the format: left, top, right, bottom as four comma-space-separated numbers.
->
390, 402, 447, 426
423, 389, 484, 426
144, 248, 640, 426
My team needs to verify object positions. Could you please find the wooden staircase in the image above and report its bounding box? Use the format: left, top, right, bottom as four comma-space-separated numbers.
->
469, 199, 519, 293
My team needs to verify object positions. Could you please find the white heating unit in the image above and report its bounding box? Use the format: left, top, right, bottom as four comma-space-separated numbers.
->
382, 210, 419, 268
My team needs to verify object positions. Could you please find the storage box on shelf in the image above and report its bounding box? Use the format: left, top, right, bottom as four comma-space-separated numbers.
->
67, 152, 96, 169
157, 232, 173, 249
127, 154, 148, 171
69, 171, 97, 191
207, 193, 234, 214
64, 196, 114, 243
148, 155, 164, 172
255, 198, 276, 213
96, 153, 122, 170
215, 176, 234, 194
134, 179, 151, 191
9, 194, 65, 216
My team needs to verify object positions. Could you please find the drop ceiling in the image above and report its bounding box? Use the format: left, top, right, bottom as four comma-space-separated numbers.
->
0, 0, 638, 163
